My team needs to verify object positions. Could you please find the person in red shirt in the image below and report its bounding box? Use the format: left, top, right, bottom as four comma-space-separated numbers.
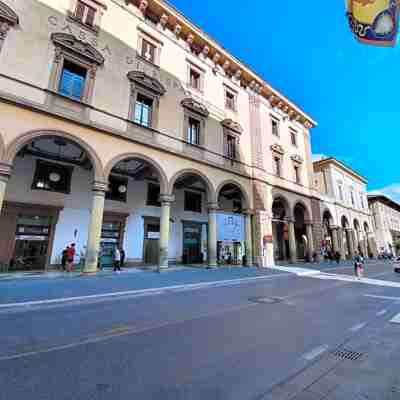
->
66, 243, 76, 272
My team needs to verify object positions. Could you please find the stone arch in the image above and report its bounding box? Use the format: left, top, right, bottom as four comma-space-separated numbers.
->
293, 201, 311, 222
271, 193, 291, 219
341, 215, 350, 228
104, 153, 168, 194
322, 208, 334, 225
4, 129, 105, 182
354, 218, 361, 231
216, 179, 251, 210
363, 221, 370, 233
168, 168, 216, 203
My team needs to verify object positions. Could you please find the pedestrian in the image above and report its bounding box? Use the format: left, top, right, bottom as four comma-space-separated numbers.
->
335, 251, 341, 264
61, 246, 69, 271
114, 247, 121, 272
354, 253, 365, 279
66, 243, 76, 272
120, 247, 126, 268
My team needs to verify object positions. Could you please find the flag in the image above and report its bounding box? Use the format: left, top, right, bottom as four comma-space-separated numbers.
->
347, 0, 399, 46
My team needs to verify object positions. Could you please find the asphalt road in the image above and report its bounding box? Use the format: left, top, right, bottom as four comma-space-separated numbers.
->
1, 261, 400, 399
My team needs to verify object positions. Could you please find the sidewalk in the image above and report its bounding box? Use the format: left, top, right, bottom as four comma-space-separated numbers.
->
0, 266, 286, 306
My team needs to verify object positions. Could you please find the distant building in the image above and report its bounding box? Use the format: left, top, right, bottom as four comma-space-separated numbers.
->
368, 195, 400, 256
313, 158, 377, 259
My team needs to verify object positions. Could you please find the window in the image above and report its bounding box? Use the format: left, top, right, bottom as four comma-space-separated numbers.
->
187, 117, 201, 145
59, 60, 87, 100
141, 38, 156, 64
32, 160, 73, 194
225, 89, 236, 111
360, 194, 365, 208
189, 68, 201, 90
294, 165, 301, 184
134, 93, 153, 127
338, 184, 344, 201
184, 191, 202, 213
274, 156, 282, 177
147, 183, 161, 207
225, 134, 237, 159
290, 129, 297, 147
350, 190, 355, 207
271, 117, 279, 136
74, 1, 96, 27
106, 176, 128, 203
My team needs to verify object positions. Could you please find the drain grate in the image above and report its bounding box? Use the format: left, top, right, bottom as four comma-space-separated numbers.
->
331, 348, 364, 361
248, 296, 282, 304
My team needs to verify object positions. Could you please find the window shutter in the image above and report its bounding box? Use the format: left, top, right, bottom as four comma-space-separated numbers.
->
75, 1, 85, 20
85, 6, 96, 26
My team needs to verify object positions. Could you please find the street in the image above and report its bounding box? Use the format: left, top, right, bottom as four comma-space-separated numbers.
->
1, 261, 400, 399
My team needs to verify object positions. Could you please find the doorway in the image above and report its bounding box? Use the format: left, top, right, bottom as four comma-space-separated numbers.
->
182, 221, 203, 264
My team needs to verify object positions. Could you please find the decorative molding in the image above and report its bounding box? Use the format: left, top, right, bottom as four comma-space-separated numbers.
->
159, 13, 168, 28
186, 33, 194, 46
181, 97, 209, 117
174, 24, 182, 37
0, 1, 19, 26
139, 0, 148, 14
212, 53, 220, 64
202, 46, 210, 57
221, 119, 243, 135
51, 33, 105, 65
127, 70, 166, 96
270, 144, 285, 155
0, 161, 12, 177
291, 154, 304, 164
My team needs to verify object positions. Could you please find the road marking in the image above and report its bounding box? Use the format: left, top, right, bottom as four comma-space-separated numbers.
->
390, 313, 400, 324
350, 322, 367, 332
0, 302, 259, 362
365, 295, 400, 301
0, 273, 290, 309
377, 309, 388, 316
302, 345, 329, 361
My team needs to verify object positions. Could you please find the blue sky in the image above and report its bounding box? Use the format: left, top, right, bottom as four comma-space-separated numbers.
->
170, 0, 399, 201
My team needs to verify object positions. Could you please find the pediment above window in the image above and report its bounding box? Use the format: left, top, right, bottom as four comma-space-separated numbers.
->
0, 1, 19, 26
51, 33, 104, 65
127, 70, 166, 96
221, 119, 243, 135
270, 144, 285, 155
291, 154, 304, 164
181, 97, 209, 117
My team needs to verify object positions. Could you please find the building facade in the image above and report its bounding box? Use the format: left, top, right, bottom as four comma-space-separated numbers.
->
368, 195, 400, 256
0, 0, 316, 272
313, 158, 377, 259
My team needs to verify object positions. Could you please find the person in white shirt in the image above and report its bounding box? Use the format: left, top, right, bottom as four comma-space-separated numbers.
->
114, 247, 121, 272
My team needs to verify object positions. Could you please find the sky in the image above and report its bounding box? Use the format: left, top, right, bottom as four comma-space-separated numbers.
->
169, 0, 400, 202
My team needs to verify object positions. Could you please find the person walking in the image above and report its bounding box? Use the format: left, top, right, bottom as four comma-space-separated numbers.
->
66, 243, 76, 273
120, 247, 126, 268
61, 246, 69, 271
335, 251, 341, 264
354, 253, 365, 279
114, 247, 121, 273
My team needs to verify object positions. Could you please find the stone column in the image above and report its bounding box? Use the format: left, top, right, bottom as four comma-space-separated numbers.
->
287, 219, 297, 264
347, 229, 355, 259
331, 227, 339, 254
208, 202, 218, 268
159, 194, 174, 271
84, 181, 107, 274
244, 210, 253, 266
306, 222, 315, 260
0, 163, 11, 215
340, 228, 347, 260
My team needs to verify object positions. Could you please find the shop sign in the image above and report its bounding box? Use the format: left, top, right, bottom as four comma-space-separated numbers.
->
16, 235, 47, 241
347, 0, 399, 46
217, 214, 244, 242
148, 232, 160, 239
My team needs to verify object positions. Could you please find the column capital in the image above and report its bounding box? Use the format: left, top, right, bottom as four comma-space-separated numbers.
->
92, 180, 108, 193
331, 225, 340, 230
304, 219, 314, 226
285, 217, 295, 224
159, 194, 175, 205
208, 202, 219, 212
0, 162, 12, 179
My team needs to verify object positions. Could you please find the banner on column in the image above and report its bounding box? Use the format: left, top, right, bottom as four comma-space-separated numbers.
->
346, 0, 400, 47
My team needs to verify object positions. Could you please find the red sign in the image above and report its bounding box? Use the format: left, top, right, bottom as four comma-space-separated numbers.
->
263, 235, 273, 245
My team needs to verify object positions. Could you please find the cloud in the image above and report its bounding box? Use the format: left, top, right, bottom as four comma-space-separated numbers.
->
369, 183, 400, 204
312, 154, 327, 162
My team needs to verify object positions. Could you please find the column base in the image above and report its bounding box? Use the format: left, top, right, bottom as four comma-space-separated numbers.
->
81, 270, 98, 276
157, 265, 169, 272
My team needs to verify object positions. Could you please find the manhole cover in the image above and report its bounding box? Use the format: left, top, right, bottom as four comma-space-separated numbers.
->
248, 297, 282, 304
331, 349, 364, 361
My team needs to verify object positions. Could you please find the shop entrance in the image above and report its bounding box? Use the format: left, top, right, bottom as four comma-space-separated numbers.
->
182, 222, 203, 264
12, 215, 52, 271
143, 217, 160, 265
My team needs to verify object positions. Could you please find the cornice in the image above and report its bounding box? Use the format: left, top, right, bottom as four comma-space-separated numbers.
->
126, 0, 317, 129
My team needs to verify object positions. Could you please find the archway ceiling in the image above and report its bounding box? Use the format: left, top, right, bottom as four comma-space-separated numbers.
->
112, 159, 159, 181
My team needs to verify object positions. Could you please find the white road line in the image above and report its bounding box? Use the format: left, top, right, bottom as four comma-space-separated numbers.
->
390, 313, 400, 324
0, 273, 290, 309
377, 309, 388, 316
349, 322, 367, 332
302, 345, 329, 361
365, 295, 400, 301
